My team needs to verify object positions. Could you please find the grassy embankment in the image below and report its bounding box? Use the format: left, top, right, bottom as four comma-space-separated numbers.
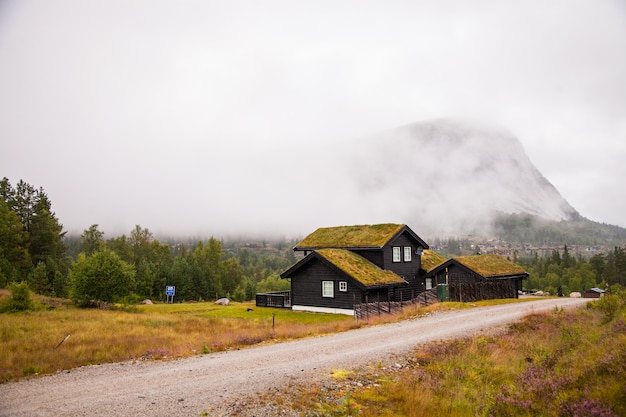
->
280, 294, 626, 417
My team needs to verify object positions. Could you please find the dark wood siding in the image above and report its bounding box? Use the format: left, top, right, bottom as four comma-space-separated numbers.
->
353, 232, 427, 300
383, 233, 423, 297
384, 233, 422, 275
362, 288, 393, 303
429, 265, 525, 301
432, 264, 481, 285
290, 259, 364, 309
352, 249, 384, 269
583, 290, 602, 298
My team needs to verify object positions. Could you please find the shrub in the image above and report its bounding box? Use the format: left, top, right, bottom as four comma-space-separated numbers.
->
589, 294, 623, 322
69, 250, 135, 305
0, 281, 35, 312
118, 293, 144, 305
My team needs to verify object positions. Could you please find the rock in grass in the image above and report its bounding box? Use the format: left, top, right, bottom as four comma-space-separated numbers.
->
215, 298, 230, 306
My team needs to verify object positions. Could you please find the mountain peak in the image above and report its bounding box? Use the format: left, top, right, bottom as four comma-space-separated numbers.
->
349, 118, 579, 236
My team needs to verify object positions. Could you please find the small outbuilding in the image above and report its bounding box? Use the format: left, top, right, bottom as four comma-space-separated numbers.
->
425, 254, 528, 301
583, 288, 606, 298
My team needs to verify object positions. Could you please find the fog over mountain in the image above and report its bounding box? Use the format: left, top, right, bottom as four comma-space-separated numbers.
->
344, 118, 580, 237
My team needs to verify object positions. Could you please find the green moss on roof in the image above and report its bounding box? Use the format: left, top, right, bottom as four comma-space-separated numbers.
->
421, 250, 446, 273
317, 248, 406, 286
296, 224, 405, 249
455, 254, 526, 277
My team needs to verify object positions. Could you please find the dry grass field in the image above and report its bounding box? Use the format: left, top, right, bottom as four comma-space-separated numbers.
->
0, 291, 534, 384
0, 298, 354, 382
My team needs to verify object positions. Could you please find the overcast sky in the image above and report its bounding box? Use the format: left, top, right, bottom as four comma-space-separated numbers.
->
1, 0, 625, 238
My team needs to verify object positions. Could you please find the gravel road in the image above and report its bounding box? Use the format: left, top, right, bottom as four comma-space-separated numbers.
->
0, 297, 589, 417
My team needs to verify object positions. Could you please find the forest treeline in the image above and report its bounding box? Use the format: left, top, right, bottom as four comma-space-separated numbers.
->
520, 244, 626, 295
1, 177, 626, 305
0, 178, 295, 304
493, 211, 626, 246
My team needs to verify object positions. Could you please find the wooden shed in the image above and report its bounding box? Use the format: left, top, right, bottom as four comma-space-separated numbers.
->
425, 254, 528, 302
583, 288, 605, 298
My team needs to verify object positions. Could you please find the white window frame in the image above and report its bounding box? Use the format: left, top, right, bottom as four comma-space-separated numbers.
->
322, 281, 334, 298
339, 281, 348, 292
392, 246, 401, 262
425, 278, 433, 290
404, 246, 412, 262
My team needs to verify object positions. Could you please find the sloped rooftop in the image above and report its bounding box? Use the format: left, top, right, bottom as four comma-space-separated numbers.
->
296, 224, 405, 249
421, 249, 447, 273
454, 254, 527, 277
317, 248, 406, 286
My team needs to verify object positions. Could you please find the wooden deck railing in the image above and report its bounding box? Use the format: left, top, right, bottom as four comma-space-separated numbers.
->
353, 289, 438, 320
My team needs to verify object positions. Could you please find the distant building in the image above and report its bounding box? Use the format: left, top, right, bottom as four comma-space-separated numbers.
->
583, 288, 605, 298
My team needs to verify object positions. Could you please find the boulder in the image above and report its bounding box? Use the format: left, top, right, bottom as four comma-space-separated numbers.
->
141, 299, 153, 304
570, 292, 582, 298
215, 298, 230, 306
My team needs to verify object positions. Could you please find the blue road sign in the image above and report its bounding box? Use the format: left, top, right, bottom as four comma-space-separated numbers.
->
166, 286, 175, 296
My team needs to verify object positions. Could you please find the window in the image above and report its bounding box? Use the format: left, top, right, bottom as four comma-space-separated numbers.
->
339, 281, 348, 292
404, 246, 412, 262
425, 278, 433, 290
322, 281, 334, 298
392, 247, 401, 262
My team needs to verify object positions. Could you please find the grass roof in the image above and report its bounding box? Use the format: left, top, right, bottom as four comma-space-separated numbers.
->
421, 249, 446, 273
296, 224, 405, 249
317, 248, 406, 286
454, 254, 527, 277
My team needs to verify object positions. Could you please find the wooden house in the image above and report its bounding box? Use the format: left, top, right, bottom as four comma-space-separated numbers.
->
280, 224, 429, 315
425, 254, 528, 302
